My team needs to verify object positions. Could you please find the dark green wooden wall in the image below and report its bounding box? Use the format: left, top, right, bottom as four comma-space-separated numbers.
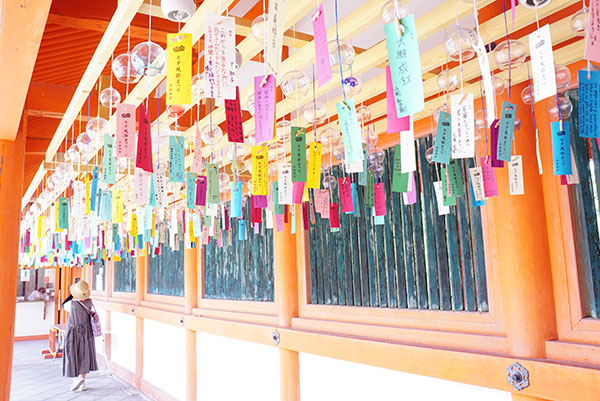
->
148, 239, 185, 297
114, 251, 136, 293
203, 198, 274, 302
308, 138, 489, 311
566, 90, 600, 318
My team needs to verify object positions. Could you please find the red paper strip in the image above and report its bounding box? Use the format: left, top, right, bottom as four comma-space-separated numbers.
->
481, 156, 499, 197
374, 183, 387, 216
302, 202, 309, 231
250, 196, 262, 224
136, 105, 153, 173
225, 86, 244, 143
339, 177, 354, 213
329, 202, 340, 228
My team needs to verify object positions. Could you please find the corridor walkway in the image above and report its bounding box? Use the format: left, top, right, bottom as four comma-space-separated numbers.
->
10, 340, 148, 401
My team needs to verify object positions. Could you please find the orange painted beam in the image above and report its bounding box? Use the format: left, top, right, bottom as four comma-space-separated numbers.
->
0, 0, 52, 140
0, 120, 26, 399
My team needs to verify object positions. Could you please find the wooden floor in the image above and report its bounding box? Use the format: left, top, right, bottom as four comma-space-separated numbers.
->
10, 340, 148, 401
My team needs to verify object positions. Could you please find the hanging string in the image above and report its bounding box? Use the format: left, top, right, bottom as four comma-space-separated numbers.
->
334, 0, 347, 100
501, 0, 512, 103
582, 0, 592, 76
87, 94, 91, 175
534, 0, 541, 31
454, 0, 464, 94
478, 78, 489, 161
126, 25, 131, 97
526, 60, 543, 174
209, 98, 214, 164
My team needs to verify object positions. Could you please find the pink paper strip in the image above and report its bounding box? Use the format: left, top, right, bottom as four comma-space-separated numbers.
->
302, 202, 309, 231
192, 124, 203, 174
292, 181, 305, 204
339, 177, 354, 213
321, 191, 330, 219
481, 156, 499, 198
597, 138, 600, 150
254, 75, 275, 143
386, 66, 410, 133
135, 105, 153, 173
312, 4, 332, 87
116, 103, 136, 158
374, 183, 387, 216
560, 175, 568, 185
253, 194, 268, 208
276, 214, 284, 232
217, 229, 222, 247
254, 223, 260, 234
313, 189, 322, 214
585, 0, 600, 63
329, 202, 340, 228
202, 226, 209, 245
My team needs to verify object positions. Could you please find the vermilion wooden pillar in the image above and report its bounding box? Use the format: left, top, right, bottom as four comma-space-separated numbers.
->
274, 206, 300, 401
486, 83, 556, 400
0, 125, 26, 399
184, 247, 198, 401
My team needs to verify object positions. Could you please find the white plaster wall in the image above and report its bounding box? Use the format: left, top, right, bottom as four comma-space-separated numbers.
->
143, 319, 186, 401
299, 353, 512, 401
196, 332, 280, 401
14, 301, 54, 336
110, 311, 136, 373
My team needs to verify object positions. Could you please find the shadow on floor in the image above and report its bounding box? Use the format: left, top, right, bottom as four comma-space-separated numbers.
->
11, 340, 149, 401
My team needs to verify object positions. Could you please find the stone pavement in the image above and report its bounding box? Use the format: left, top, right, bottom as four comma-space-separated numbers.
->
10, 340, 149, 401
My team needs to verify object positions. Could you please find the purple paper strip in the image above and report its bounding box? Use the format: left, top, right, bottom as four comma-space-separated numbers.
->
276, 214, 284, 232
490, 119, 504, 168
254, 75, 276, 143
196, 176, 207, 206
253, 194, 268, 208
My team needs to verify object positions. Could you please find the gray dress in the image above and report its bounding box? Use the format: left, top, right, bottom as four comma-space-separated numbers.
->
62, 299, 99, 377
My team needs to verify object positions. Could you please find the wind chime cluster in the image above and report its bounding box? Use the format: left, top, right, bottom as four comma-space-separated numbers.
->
19, 0, 600, 268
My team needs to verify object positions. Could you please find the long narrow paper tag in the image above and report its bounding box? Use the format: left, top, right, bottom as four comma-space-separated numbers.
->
392, 145, 409, 193
508, 155, 525, 195
307, 142, 322, 188
433, 181, 450, 216
468, 167, 486, 202
578, 70, 600, 138
134, 168, 149, 205
312, 4, 331, 87
329, 202, 340, 229
432, 111, 452, 164
291, 127, 307, 182
136, 105, 153, 172
374, 183, 387, 216
206, 164, 220, 204
441, 167, 456, 206
551, 121, 572, 175
154, 163, 167, 208
278, 165, 293, 205
400, 130, 416, 173
186, 172, 196, 209
451, 93, 475, 158
386, 66, 410, 133
447, 159, 464, 197
254, 75, 276, 143
204, 14, 236, 100
192, 124, 204, 174
231, 182, 242, 218
480, 156, 499, 197
58, 197, 69, 230
585, 0, 600, 63
251, 146, 269, 195
529, 25, 557, 102
225, 86, 244, 142
265, 0, 286, 76
169, 135, 185, 183
116, 103, 136, 158
474, 37, 496, 126
339, 177, 353, 213
337, 98, 363, 166
292, 181, 305, 204
490, 119, 504, 168
102, 134, 116, 184
497, 102, 516, 162
365, 171, 375, 208
195, 176, 206, 207
384, 14, 424, 117
167, 33, 192, 105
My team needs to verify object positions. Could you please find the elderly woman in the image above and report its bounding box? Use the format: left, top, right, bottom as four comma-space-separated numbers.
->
62, 280, 98, 391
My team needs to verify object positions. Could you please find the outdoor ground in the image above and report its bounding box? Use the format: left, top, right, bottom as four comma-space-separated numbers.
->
10, 340, 149, 401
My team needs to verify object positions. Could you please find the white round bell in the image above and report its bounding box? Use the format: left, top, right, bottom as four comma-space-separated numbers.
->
161, 0, 196, 22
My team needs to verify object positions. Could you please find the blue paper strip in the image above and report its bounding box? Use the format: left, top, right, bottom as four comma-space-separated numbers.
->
497, 101, 516, 162
578, 69, 600, 138
551, 121, 572, 175
432, 111, 452, 164
231, 182, 243, 218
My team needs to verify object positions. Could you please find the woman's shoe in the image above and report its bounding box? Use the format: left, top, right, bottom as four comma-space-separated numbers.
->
71, 377, 84, 391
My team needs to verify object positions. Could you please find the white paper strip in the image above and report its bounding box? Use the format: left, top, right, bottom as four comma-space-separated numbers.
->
474, 37, 495, 127
278, 164, 293, 205
451, 93, 475, 158
400, 130, 416, 173
469, 166, 486, 202
508, 155, 525, 195
204, 14, 236, 100
433, 181, 450, 216
265, 0, 286, 77
529, 25, 557, 102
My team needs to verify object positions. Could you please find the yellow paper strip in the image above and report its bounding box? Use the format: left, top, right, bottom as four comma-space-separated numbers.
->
307, 142, 323, 189
166, 33, 192, 105
251, 146, 269, 196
